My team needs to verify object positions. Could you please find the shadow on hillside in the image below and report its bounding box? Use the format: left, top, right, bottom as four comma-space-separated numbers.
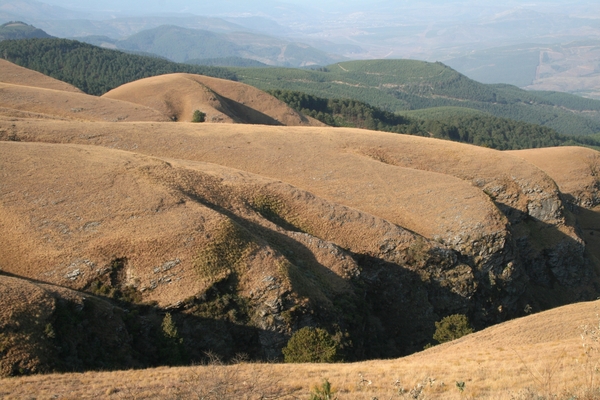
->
8, 189, 600, 373
173, 186, 492, 357
484, 200, 600, 320
0, 269, 278, 374
221, 97, 285, 126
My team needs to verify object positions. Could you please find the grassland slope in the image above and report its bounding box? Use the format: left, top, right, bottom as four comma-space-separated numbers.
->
0, 59, 170, 121
0, 58, 81, 93
1, 63, 600, 376
0, 139, 478, 363
3, 119, 598, 322
508, 146, 600, 209
102, 73, 323, 126
0, 82, 170, 122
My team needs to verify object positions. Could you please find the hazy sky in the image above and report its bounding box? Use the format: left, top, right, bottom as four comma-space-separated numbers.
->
31, 0, 585, 15
26, 0, 600, 26
35, 0, 336, 13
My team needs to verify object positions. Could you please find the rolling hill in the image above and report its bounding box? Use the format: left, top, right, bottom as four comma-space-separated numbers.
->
102, 73, 322, 125
233, 59, 600, 137
1, 57, 600, 399
0, 59, 317, 126
0, 58, 80, 92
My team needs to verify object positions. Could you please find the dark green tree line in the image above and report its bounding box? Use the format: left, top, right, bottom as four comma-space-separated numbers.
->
0, 38, 237, 95
269, 89, 600, 150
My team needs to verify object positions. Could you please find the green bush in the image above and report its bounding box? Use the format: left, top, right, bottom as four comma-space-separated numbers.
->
282, 327, 339, 363
433, 314, 473, 344
192, 109, 206, 122
309, 378, 337, 400
160, 313, 185, 365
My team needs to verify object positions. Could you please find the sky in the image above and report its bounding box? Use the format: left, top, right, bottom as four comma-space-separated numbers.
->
30, 0, 579, 16
34, 0, 320, 14
27, 0, 600, 25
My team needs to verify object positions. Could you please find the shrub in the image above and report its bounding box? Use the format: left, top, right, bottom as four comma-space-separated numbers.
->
282, 327, 339, 363
433, 314, 473, 344
160, 313, 185, 365
309, 379, 337, 400
191, 109, 206, 122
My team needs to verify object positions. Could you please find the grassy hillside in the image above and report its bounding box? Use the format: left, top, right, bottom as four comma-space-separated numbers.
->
0, 38, 237, 96
233, 59, 600, 136
101, 73, 320, 126
2, 57, 600, 395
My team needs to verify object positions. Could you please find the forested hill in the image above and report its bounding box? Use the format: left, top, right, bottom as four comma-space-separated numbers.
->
233, 60, 600, 137
0, 38, 237, 96
268, 89, 600, 150
0, 22, 52, 41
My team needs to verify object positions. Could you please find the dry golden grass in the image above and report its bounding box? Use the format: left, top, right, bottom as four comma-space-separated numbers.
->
0, 59, 82, 93
2, 299, 600, 399
3, 61, 600, 400
509, 146, 600, 205
1, 119, 512, 243
102, 73, 324, 126
0, 82, 170, 122
0, 140, 408, 306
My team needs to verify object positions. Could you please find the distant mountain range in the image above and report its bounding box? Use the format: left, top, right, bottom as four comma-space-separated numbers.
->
76, 25, 345, 67
444, 41, 600, 100
3, 0, 600, 95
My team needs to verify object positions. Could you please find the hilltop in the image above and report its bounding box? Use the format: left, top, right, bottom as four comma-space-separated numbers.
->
102, 73, 321, 125
0, 60, 316, 126
0, 58, 80, 93
0, 21, 51, 40
1, 58, 600, 400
